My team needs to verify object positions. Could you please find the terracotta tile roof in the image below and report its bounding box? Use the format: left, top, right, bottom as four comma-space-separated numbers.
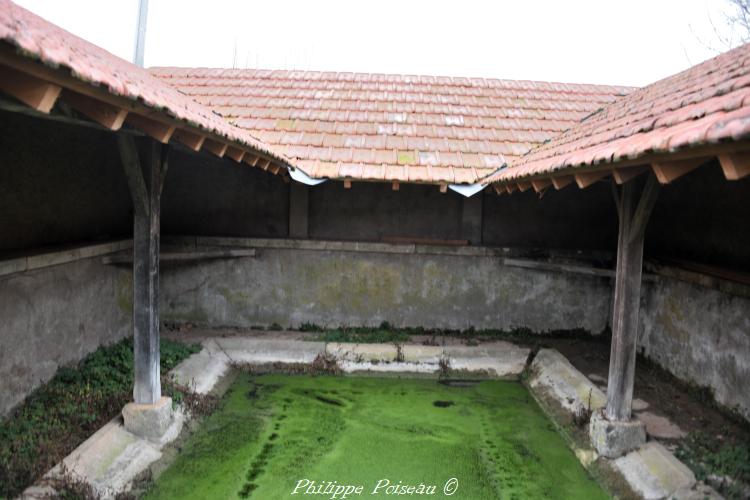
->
0, 0, 292, 168
486, 42, 750, 184
151, 67, 634, 184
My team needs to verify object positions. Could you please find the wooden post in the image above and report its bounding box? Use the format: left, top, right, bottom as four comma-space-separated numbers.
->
605, 174, 660, 421
118, 135, 168, 404
289, 182, 309, 238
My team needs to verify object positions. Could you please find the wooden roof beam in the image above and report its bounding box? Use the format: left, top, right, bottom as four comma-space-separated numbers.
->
575, 170, 608, 188
343, 179, 352, 189
439, 183, 448, 193
718, 152, 750, 180
531, 178, 551, 193
243, 154, 260, 167
392, 181, 400, 191
62, 90, 127, 130
225, 146, 245, 163
270, 164, 281, 175
505, 184, 517, 194
0, 65, 61, 113
203, 139, 228, 158
551, 175, 574, 190
613, 165, 649, 184
492, 184, 504, 195
257, 158, 271, 170
517, 181, 531, 192
173, 129, 206, 151
126, 114, 176, 144
651, 157, 708, 184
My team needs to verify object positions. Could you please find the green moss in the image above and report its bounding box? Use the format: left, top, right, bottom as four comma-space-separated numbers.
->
147, 375, 607, 500
397, 151, 416, 164
0, 338, 200, 498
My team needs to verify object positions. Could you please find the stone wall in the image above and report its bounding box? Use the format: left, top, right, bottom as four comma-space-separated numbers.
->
640, 278, 750, 421
0, 256, 132, 416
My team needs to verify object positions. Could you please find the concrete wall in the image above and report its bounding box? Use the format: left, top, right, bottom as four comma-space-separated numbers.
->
160, 243, 613, 333
640, 278, 750, 421
0, 257, 131, 416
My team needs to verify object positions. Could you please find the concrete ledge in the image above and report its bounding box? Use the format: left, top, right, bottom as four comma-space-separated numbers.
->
613, 442, 696, 499
214, 337, 325, 364
170, 346, 231, 394
527, 348, 607, 421
0, 240, 132, 278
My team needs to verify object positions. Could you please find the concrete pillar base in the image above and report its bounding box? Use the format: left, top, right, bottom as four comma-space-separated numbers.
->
122, 396, 173, 440
589, 410, 646, 458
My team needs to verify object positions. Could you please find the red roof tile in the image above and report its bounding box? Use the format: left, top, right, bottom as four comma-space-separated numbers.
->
0, 0, 291, 169
151, 67, 634, 184
486, 42, 750, 184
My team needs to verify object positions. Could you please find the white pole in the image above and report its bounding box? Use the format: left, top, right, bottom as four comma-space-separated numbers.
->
134, 0, 149, 67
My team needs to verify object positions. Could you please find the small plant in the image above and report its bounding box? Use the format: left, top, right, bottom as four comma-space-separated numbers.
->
438, 355, 451, 379
572, 389, 593, 428
299, 322, 324, 332
394, 343, 405, 362
675, 431, 750, 499
309, 352, 341, 375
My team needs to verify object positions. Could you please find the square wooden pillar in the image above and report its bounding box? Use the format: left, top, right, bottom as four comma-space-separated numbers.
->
118, 135, 168, 404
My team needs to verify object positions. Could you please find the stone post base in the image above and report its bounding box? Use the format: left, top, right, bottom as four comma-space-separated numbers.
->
122, 396, 173, 440
589, 409, 646, 458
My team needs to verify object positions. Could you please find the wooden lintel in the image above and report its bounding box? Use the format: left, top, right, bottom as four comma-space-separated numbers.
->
613, 165, 649, 185
173, 129, 206, 151
439, 183, 448, 193
531, 178, 551, 193
575, 170, 608, 188
651, 157, 708, 184
203, 139, 228, 158
517, 181, 531, 192
0, 65, 61, 113
718, 152, 750, 180
126, 114, 176, 144
551, 175, 573, 190
62, 90, 128, 130
343, 179, 352, 189
225, 146, 245, 162
392, 181, 400, 191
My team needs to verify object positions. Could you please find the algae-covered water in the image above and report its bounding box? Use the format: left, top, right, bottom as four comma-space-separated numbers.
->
147, 374, 607, 499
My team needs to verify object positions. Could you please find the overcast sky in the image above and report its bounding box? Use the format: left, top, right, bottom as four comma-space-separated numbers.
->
13, 0, 740, 87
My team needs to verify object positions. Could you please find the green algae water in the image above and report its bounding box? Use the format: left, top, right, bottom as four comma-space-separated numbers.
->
147, 374, 607, 500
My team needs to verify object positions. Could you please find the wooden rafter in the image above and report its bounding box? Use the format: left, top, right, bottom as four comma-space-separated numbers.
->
505, 184, 517, 193
392, 181, 400, 191
257, 158, 271, 170
651, 157, 708, 184
439, 183, 448, 193
517, 181, 531, 192
0, 65, 61, 113
270, 164, 281, 175
243, 154, 260, 167
531, 178, 551, 192
173, 129, 205, 151
203, 139, 228, 158
62, 90, 127, 130
126, 114, 176, 144
225, 147, 245, 162
551, 175, 574, 190
493, 184, 504, 195
575, 170, 608, 188
613, 165, 649, 185
718, 152, 750, 180
343, 179, 352, 189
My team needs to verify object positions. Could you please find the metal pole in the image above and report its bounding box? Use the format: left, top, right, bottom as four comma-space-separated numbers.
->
134, 0, 149, 67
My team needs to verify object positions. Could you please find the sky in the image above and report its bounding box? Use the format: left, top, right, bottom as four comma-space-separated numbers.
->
12, 0, 741, 87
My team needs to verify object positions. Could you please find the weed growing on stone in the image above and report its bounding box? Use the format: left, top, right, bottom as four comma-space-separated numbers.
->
0, 337, 200, 498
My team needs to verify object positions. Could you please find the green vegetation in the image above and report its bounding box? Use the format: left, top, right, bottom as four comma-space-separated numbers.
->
301, 321, 594, 346
0, 337, 200, 498
676, 431, 750, 499
147, 374, 606, 500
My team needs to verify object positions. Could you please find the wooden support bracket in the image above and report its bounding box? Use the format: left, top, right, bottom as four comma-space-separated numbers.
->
62, 90, 127, 130
651, 157, 708, 184
117, 134, 149, 216
173, 129, 205, 151
225, 146, 245, 162
551, 175, 574, 190
126, 114, 176, 144
203, 139, 228, 158
718, 152, 750, 180
531, 178, 551, 192
575, 170, 608, 188
0, 65, 61, 113
613, 165, 649, 185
